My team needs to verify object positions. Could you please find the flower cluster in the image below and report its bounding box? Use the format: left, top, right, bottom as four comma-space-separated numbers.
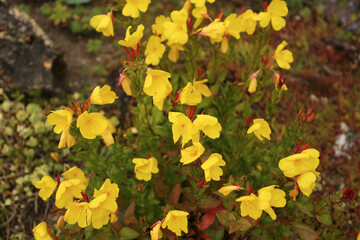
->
33, 167, 119, 230
46, 85, 117, 149
279, 148, 321, 198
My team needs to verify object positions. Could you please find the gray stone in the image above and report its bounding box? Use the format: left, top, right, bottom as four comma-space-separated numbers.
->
0, 0, 66, 93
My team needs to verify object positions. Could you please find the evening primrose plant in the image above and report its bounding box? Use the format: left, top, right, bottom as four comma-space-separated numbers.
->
32, 0, 355, 239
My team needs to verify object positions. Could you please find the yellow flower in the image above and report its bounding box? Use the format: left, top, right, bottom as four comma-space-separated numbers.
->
118, 24, 145, 50
122, 0, 151, 18
161, 210, 189, 236
278, 148, 320, 178
152, 15, 170, 41
274, 40, 294, 69
201, 153, 226, 181
90, 85, 118, 105
90, 13, 114, 37
248, 78, 257, 93
93, 178, 119, 200
145, 35, 166, 65
87, 193, 117, 229
247, 118, 271, 141
297, 171, 319, 197
193, 114, 222, 139
121, 76, 132, 96
150, 221, 163, 240
169, 112, 193, 146
55, 179, 87, 209
143, 69, 172, 110
62, 166, 88, 187
34, 176, 57, 201
239, 9, 259, 35
33, 222, 52, 240
258, 0, 288, 31
163, 9, 188, 45
101, 118, 116, 146
218, 185, 240, 196
236, 193, 269, 220
180, 142, 205, 165
200, 19, 225, 44
180, 79, 211, 106
221, 36, 229, 53
190, 0, 215, 8
258, 185, 286, 220
64, 202, 89, 228
76, 111, 108, 139
224, 13, 242, 39
47, 109, 73, 134
167, 43, 184, 62
132, 157, 159, 181
58, 125, 76, 149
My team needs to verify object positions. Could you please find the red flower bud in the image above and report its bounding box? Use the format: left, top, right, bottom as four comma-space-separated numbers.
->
301, 142, 310, 151
240, 6, 246, 14
216, 9, 224, 20
263, 1, 268, 10
117, 74, 126, 88
296, 143, 302, 152
343, 186, 351, 195
147, 154, 151, 159
124, 47, 131, 57
188, 16, 193, 32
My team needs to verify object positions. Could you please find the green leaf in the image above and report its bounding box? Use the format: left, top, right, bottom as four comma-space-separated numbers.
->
119, 227, 140, 240
315, 212, 332, 225
216, 210, 235, 227
290, 223, 320, 240
87, 39, 103, 53
295, 200, 315, 217
66, 0, 91, 4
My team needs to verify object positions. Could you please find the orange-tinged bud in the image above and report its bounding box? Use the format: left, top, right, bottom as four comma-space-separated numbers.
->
50, 152, 59, 162
289, 188, 299, 201
56, 215, 64, 230
110, 213, 118, 223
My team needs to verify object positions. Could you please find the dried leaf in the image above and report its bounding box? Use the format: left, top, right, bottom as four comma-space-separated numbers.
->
197, 212, 216, 231
290, 222, 320, 240
169, 183, 181, 207
124, 200, 138, 225
199, 197, 222, 209
216, 210, 235, 227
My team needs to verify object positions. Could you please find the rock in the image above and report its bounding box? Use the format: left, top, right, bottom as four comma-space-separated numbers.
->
0, 0, 67, 93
